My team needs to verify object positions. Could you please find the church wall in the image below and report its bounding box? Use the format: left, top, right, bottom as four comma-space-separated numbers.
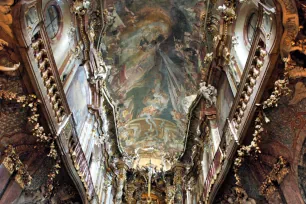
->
0, 0, 120, 203
41, 0, 77, 74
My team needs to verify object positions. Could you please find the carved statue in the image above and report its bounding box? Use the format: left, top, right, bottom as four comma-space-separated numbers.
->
103, 8, 116, 30
95, 58, 111, 80
204, 52, 213, 64
71, 0, 90, 15
0, 39, 20, 72
217, 4, 236, 23
223, 46, 231, 62
199, 82, 217, 108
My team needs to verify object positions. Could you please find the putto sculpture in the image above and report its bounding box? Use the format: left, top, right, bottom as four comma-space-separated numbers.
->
199, 82, 217, 108
217, 4, 236, 23
71, 0, 90, 15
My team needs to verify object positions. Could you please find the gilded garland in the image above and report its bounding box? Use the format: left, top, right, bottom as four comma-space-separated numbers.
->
259, 156, 289, 197
3, 145, 32, 188
233, 73, 291, 186
233, 114, 263, 186
0, 90, 61, 198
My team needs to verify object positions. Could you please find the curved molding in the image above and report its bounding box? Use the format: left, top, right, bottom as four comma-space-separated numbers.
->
279, 0, 299, 58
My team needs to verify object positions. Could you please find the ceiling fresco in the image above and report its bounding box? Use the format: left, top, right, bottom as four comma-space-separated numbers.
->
103, 0, 206, 165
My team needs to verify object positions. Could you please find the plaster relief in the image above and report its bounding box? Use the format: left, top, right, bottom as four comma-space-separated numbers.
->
0, 0, 14, 39
279, 0, 299, 58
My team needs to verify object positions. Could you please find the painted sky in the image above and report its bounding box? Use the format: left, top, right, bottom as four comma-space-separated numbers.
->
104, 0, 206, 161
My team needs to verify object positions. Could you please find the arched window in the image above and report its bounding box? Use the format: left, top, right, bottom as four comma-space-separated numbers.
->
44, 5, 60, 39
247, 12, 258, 44
263, 13, 273, 35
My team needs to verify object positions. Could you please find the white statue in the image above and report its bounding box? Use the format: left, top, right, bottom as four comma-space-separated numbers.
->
94, 58, 111, 80
199, 82, 217, 107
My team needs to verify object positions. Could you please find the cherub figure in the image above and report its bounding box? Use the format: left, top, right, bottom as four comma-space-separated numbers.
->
0, 39, 20, 72
199, 82, 217, 107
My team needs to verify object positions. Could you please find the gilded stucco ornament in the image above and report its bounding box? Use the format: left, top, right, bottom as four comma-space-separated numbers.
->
203, 52, 213, 64
262, 71, 291, 109
190, 144, 198, 165
213, 35, 221, 49
291, 38, 306, 53
165, 184, 176, 204
103, 8, 116, 33
289, 82, 306, 105
71, 0, 90, 15
207, 14, 220, 36
71, 41, 83, 60
223, 187, 256, 204
0, 91, 61, 197
94, 56, 111, 81
233, 114, 263, 186
233, 69, 291, 187
278, 0, 299, 58
232, 36, 239, 47
259, 156, 289, 198
217, 4, 236, 24
284, 55, 306, 79
222, 46, 231, 62
3, 145, 32, 189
